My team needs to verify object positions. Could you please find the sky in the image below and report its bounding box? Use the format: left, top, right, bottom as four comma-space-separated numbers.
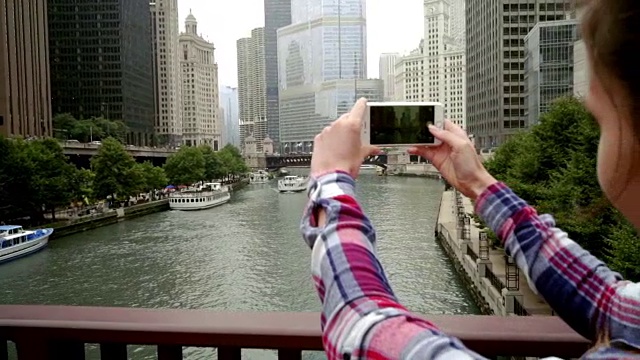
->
177, 0, 425, 87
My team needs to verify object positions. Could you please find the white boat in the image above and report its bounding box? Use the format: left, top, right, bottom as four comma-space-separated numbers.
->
169, 182, 231, 211
0, 225, 53, 264
278, 175, 308, 193
250, 170, 270, 184
360, 164, 376, 172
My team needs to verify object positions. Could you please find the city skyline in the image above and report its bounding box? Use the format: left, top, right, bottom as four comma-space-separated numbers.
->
177, 0, 424, 87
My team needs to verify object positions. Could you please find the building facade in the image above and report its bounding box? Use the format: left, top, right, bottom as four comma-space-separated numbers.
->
394, 0, 466, 128
0, 0, 52, 138
237, 27, 267, 153
179, 13, 220, 149
48, 0, 155, 145
264, 0, 291, 151
573, 39, 588, 98
150, 0, 182, 147
466, 0, 575, 148
524, 19, 578, 126
379, 53, 399, 101
278, 0, 367, 153
219, 85, 240, 147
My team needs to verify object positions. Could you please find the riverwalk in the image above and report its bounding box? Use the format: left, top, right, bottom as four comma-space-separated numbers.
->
436, 189, 553, 316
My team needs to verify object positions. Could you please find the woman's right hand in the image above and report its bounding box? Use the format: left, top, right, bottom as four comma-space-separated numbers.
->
408, 120, 497, 200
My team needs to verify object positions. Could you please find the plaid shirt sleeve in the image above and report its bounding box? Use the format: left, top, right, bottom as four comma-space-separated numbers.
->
300, 171, 484, 360
475, 182, 640, 348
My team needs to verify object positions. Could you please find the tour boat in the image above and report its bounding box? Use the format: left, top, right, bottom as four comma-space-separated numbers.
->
169, 182, 231, 211
0, 225, 53, 264
277, 176, 308, 193
249, 170, 270, 184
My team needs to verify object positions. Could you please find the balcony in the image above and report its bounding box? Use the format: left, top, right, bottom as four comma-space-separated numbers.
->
0, 305, 589, 359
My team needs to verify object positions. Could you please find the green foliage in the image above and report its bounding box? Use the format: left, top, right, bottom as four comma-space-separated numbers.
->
164, 147, 206, 185
164, 144, 249, 185
53, 113, 128, 143
0, 137, 84, 222
136, 161, 168, 192
91, 138, 141, 201
482, 96, 639, 278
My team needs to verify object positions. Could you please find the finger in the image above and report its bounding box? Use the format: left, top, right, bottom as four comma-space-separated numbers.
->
360, 144, 381, 159
443, 119, 468, 140
407, 146, 435, 160
346, 97, 368, 127
428, 125, 467, 148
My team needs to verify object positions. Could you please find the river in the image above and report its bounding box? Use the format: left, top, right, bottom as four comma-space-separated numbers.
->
0, 172, 478, 359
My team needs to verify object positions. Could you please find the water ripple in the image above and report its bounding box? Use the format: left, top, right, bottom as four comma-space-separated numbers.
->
0, 174, 477, 359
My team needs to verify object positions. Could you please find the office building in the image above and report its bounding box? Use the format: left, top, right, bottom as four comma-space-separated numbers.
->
264, 0, 291, 150
524, 19, 579, 126
179, 12, 220, 149
220, 85, 240, 147
237, 28, 267, 153
450, 0, 465, 46
573, 39, 588, 98
379, 53, 399, 101
48, 0, 155, 145
0, 0, 52, 138
394, 0, 466, 128
466, 0, 574, 148
150, 0, 182, 147
278, 0, 367, 153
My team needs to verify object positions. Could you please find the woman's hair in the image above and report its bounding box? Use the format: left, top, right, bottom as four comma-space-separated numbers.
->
581, 0, 640, 136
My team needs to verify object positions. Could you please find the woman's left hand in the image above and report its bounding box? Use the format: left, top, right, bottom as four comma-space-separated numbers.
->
310, 98, 381, 179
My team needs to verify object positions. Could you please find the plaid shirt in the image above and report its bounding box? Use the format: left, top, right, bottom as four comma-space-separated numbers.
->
301, 172, 640, 359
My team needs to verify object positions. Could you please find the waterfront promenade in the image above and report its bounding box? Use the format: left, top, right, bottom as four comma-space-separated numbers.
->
436, 189, 553, 316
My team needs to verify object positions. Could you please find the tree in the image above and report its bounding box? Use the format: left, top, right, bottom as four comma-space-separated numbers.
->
482, 96, 638, 276
0, 137, 35, 220
198, 146, 226, 181
164, 146, 206, 185
91, 137, 141, 204
25, 139, 78, 220
219, 144, 249, 177
136, 161, 168, 192
53, 114, 129, 143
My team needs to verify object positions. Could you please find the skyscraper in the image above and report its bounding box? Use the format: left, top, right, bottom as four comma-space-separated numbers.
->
524, 19, 579, 126
0, 0, 52, 138
278, 0, 367, 153
465, 0, 574, 148
179, 12, 221, 149
150, 0, 182, 147
264, 0, 291, 151
394, 0, 466, 128
237, 28, 267, 152
379, 53, 399, 101
48, 0, 155, 146
219, 86, 240, 147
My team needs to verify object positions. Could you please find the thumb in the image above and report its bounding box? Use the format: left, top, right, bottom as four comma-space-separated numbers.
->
360, 144, 382, 159
429, 125, 467, 148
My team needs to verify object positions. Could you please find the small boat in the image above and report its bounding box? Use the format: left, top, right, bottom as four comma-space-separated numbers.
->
278, 175, 308, 193
0, 225, 53, 264
250, 170, 270, 184
169, 182, 231, 211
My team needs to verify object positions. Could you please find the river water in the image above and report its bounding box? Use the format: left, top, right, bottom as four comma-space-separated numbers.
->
0, 171, 477, 359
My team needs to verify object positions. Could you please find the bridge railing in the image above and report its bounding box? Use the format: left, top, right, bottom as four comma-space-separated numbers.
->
0, 305, 588, 359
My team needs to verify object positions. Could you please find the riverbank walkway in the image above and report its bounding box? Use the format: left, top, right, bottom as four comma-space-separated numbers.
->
438, 190, 553, 315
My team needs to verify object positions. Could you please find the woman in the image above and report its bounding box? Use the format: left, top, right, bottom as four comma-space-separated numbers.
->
300, 1, 640, 358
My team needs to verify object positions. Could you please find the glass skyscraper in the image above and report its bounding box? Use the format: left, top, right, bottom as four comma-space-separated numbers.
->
278, 0, 371, 153
524, 19, 578, 126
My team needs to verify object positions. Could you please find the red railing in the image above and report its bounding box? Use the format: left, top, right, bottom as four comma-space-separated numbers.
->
0, 305, 590, 359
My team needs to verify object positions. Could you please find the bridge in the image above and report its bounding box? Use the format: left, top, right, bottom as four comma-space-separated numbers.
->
62, 143, 177, 168
266, 154, 388, 170
0, 305, 588, 359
